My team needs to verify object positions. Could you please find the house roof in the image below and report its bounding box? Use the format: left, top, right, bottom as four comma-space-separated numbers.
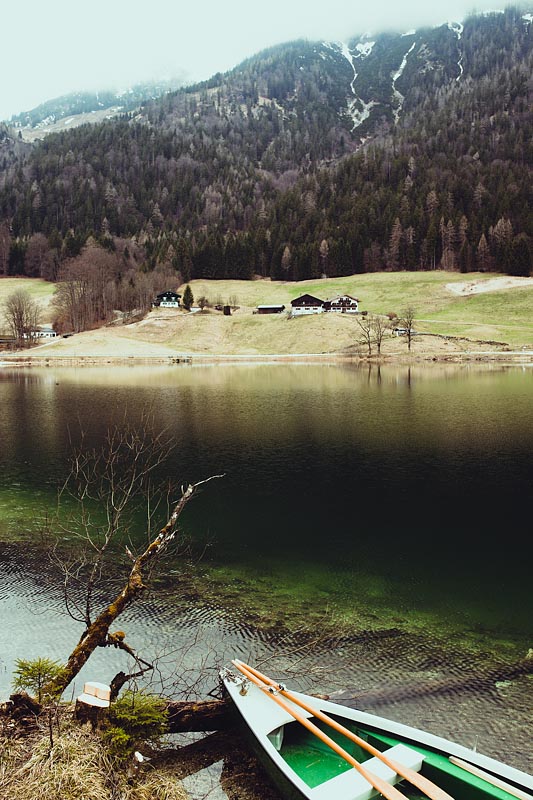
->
291, 294, 324, 306
257, 304, 285, 309
156, 291, 181, 299
328, 294, 359, 302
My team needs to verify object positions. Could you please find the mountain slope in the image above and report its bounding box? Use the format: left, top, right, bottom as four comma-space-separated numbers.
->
0, 7, 531, 282
6, 79, 184, 141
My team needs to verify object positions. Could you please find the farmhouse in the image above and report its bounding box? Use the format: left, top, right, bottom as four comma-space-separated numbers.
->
255, 304, 286, 314
290, 294, 324, 315
35, 326, 58, 338
324, 295, 359, 313
23, 326, 58, 339
153, 291, 181, 308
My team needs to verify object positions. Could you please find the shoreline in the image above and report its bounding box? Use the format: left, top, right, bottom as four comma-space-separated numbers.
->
2, 349, 533, 368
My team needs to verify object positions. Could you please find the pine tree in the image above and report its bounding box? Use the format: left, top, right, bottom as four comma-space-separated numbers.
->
507, 235, 531, 277
477, 234, 491, 272
182, 284, 194, 310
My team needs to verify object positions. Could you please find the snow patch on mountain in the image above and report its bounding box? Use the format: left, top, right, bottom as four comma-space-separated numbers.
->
448, 21, 464, 80
325, 39, 377, 131
448, 21, 464, 37
355, 41, 375, 57
391, 42, 416, 123
349, 98, 377, 129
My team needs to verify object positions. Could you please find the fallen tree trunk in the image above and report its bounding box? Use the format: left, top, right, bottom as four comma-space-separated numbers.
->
2, 692, 42, 727
8, 652, 531, 735
157, 730, 232, 777
166, 697, 233, 733
1, 694, 233, 734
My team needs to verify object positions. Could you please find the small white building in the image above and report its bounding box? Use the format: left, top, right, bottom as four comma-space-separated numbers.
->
290, 294, 325, 316
25, 326, 58, 339
153, 291, 181, 308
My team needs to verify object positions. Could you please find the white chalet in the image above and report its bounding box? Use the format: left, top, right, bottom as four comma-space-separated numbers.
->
324, 295, 359, 313
153, 291, 181, 308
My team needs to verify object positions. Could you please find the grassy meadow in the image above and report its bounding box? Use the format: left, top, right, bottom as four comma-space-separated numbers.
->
2, 272, 533, 355
181, 272, 533, 350
185, 271, 464, 311
0, 277, 56, 325
421, 287, 533, 344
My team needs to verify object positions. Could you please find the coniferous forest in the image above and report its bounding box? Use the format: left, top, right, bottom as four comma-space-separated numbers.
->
0, 7, 531, 289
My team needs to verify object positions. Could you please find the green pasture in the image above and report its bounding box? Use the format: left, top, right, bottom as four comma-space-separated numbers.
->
2, 273, 532, 350
184, 271, 466, 311
184, 272, 533, 348
421, 288, 533, 346
0, 278, 56, 322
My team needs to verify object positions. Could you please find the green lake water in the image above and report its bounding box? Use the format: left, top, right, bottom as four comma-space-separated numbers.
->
0, 363, 532, 776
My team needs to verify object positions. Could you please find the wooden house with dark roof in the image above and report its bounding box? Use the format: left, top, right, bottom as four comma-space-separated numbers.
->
255, 304, 286, 314
290, 294, 325, 315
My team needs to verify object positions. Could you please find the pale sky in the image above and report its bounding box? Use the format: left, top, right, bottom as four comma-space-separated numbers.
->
2, 0, 511, 120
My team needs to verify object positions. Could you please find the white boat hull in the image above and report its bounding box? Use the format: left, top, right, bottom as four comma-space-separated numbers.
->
221, 669, 533, 800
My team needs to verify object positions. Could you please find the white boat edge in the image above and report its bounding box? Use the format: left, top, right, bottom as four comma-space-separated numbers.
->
221, 668, 533, 798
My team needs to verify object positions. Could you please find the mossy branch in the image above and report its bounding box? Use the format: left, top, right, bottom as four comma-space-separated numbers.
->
44, 476, 223, 698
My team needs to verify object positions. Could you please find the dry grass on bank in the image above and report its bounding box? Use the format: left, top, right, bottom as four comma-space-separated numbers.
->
0, 719, 185, 800
19, 305, 516, 360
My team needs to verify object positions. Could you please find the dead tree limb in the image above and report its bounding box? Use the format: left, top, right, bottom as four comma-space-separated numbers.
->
44, 476, 223, 698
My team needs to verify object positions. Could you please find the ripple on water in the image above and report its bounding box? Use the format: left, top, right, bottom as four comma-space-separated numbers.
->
0, 541, 531, 776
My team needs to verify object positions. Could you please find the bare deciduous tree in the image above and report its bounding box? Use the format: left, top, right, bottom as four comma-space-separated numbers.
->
371, 315, 391, 356
52, 241, 120, 332
355, 314, 391, 356
25, 233, 53, 279
42, 418, 223, 698
399, 307, 417, 351
355, 314, 374, 356
2, 289, 41, 347
319, 238, 329, 277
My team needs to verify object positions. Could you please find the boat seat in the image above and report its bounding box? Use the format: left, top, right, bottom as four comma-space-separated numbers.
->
310, 742, 424, 800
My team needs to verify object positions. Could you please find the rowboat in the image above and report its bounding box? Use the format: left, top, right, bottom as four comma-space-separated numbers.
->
221, 661, 533, 800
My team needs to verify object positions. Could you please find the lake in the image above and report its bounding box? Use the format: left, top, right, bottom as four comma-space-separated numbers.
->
0, 363, 532, 777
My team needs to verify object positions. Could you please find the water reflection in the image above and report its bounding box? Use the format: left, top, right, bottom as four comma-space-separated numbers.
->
1, 363, 532, 589
1, 364, 532, 774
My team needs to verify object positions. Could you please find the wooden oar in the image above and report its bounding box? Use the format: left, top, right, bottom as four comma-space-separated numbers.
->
449, 758, 533, 800
237, 660, 455, 800
231, 660, 409, 800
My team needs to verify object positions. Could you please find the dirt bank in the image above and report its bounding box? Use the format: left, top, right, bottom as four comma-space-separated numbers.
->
445, 276, 533, 295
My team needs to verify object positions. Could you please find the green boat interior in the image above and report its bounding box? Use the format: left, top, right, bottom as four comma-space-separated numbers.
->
270, 716, 522, 800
